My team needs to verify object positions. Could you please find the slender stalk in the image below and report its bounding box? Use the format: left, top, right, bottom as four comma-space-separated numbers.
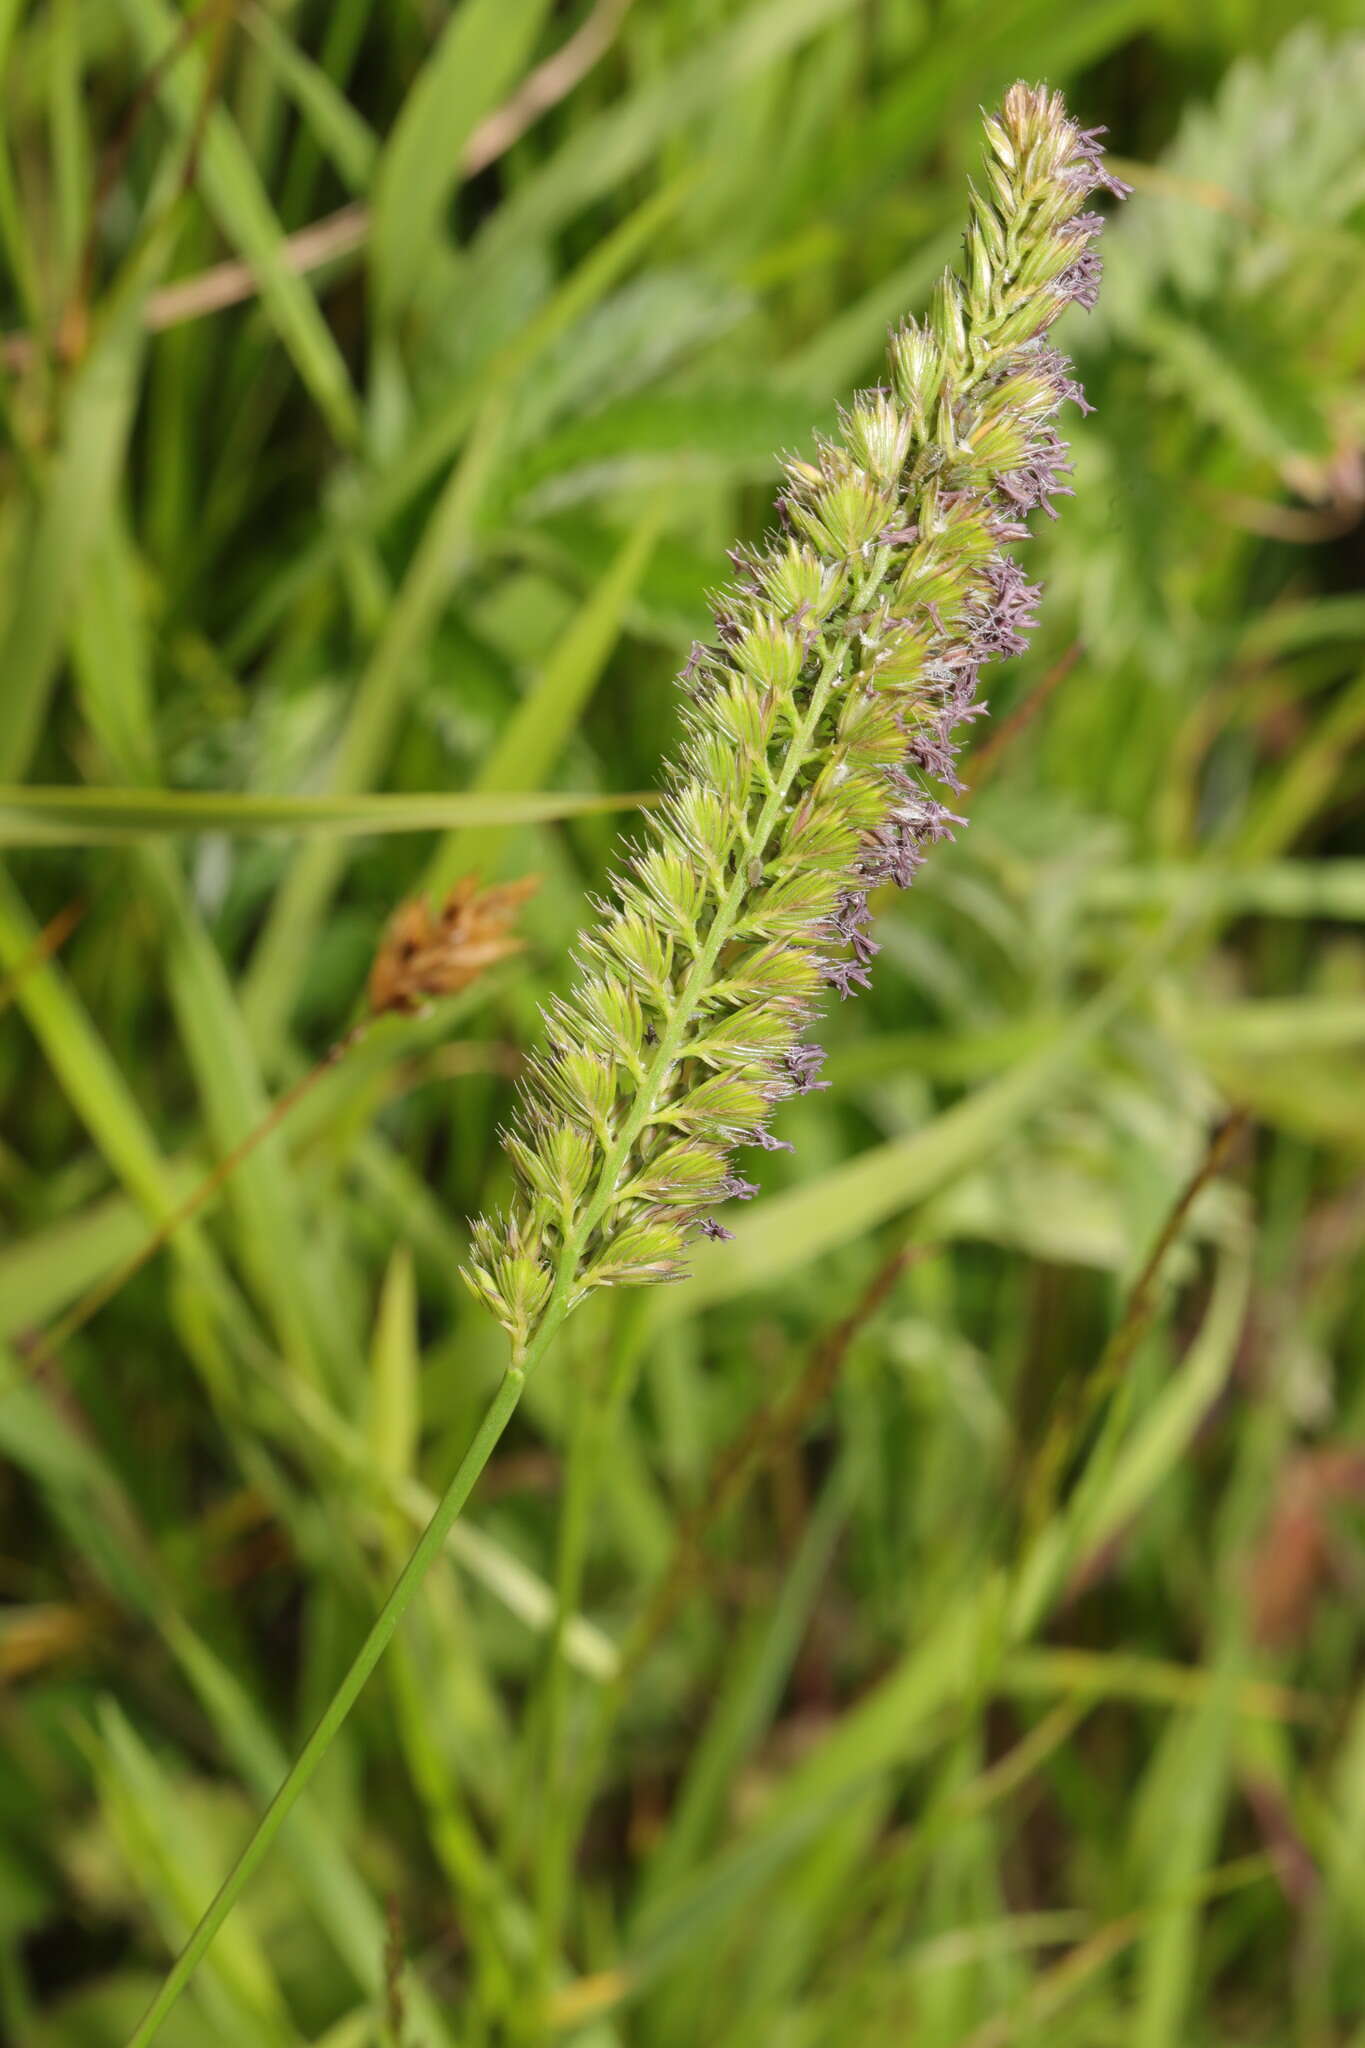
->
126, 1363, 528, 2048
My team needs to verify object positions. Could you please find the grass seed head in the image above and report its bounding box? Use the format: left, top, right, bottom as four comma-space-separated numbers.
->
464, 84, 1124, 1353
368, 874, 538, 1018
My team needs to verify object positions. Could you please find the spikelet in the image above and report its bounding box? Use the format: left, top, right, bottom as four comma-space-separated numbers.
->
465, 85, 1128, 1358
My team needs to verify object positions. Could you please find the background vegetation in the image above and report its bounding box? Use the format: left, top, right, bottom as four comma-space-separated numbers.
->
2, 1, 1364, 2041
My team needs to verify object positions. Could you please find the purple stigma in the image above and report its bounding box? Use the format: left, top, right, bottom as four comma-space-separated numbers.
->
785, 1043, 830, 1095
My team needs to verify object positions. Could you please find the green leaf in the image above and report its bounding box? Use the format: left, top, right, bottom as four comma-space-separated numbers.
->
91, 1702, 294, 2048
0, 295, 148, 780
0, 1170, 198, 1338
0, 783, 653, 845
509, 388, 825, 510
1084, 861, 1365, 922
795, 0, 1152, 219
371, 0, 554, 319
667, 930, 1177, 1315
369, 1245, 419, 1488
1177, 995, 1365, 1057
424, 509, 662, 891
240, 398, 510, 1050
471, 0, 861, 264
224, 175, 694, 670
1140, 305, 1329, 465
240, 3, 378, 194
638, 1465, 851, 1908
114, 0, 361, 445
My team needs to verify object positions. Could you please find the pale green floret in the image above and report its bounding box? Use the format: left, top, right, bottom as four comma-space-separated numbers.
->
839, 394, 915, 485
760, 542, 847, 621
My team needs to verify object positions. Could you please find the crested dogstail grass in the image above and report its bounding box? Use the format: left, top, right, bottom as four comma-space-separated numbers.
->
465, 85, 1128, 1356
12, 22, 1363, 2040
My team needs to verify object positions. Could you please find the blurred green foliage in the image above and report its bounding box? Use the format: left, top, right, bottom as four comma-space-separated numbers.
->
0, 2, 1363, 2043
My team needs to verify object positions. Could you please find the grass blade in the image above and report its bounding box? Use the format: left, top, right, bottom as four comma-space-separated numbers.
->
0, 784, 652, 844
370, 0, 554, 319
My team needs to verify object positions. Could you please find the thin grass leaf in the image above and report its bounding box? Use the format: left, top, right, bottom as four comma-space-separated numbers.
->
241, 398, 509, 1049
0, 784, 652, 844
370, 0, 554, 319
89, 1703, 296, 2048
224, 174, 694, 669
113, 0, 361, 445
638, 1461, 851, 1907
368, 1246, 419, 1490
239, 3, 377, 195
424, 510, 662, 892
0, 302, 148, 779
669, 928, 1176, 1316
470, 0, 860, 266
0, 877, 612, 1680
0, 1169, 199, 1337
1084, 860, 1365, 921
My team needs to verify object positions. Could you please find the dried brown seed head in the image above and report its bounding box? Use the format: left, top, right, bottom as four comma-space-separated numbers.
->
368, 874, 538, 1018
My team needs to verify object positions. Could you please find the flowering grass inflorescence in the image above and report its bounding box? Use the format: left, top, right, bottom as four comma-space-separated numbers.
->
466, 84, 1127, 1360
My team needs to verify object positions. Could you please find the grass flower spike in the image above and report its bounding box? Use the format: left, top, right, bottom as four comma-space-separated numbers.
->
466, 84, 1127, 1362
